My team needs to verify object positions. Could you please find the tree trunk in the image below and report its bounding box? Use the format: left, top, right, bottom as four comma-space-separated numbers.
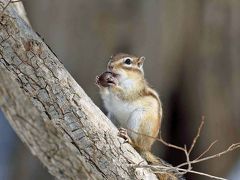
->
0, 1, 160, 179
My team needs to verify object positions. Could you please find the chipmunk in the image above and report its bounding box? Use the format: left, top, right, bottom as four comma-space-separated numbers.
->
96, 53, 162, 165
96, 54, 182, 180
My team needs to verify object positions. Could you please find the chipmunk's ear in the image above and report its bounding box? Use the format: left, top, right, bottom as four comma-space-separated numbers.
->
137, 56, 145, 68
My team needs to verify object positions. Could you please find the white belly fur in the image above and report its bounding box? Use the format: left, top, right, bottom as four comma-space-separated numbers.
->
102, 91, 137, 128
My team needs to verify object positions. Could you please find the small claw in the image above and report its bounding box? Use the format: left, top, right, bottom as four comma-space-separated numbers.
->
119, 127, 126, 130
95, 76, 100, 84
118, 128, 131, 143
95, 76, 103, 88
123, 138, 129, 144
118, 128, 127, 136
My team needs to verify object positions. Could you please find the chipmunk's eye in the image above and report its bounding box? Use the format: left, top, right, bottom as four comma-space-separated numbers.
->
124, 58, 132, 65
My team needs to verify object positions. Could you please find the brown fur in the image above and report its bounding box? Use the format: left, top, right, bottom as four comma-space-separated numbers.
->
110, 53, 138, 62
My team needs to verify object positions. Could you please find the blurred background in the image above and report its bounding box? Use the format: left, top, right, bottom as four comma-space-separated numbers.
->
0, 0, 240, 179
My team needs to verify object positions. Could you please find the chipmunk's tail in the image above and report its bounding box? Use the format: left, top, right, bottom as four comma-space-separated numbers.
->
140, 150, 161, 164
139, 150, 183, 180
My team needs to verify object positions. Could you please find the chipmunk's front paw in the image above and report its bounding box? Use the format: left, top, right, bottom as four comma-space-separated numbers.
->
118, 128, 131, 143
95, 71, 118, 87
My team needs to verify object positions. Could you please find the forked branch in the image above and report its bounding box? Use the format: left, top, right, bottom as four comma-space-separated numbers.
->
127, 116, 240, 179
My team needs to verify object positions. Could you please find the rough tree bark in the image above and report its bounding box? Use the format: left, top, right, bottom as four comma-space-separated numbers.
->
0, 1, 176, 180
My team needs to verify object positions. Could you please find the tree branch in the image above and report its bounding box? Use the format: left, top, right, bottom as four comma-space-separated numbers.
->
127, 119, 240, 179
0, 1, 164, 179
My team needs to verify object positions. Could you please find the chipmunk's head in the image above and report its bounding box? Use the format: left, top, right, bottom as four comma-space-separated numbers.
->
107, 53, 145, 82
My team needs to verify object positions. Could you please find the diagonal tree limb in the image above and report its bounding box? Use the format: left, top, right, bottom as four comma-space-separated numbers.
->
0, 1, 169, 179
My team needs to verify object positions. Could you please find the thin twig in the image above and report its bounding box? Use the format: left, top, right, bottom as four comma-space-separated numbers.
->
159, 131, 186, 151
184, 145, 192, 172
177, 143, 240, 168
188, 118, 204, 154
127, 128, 186, 152
154, 168, 227, 180
133, 164, 227, 180
177, 140, 218, 168
195, 140, 218, 161
126, 118, 240, 180
177, 169, 227, 180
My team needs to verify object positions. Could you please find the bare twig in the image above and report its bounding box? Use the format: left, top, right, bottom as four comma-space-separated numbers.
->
127, 128, 186, 152
154, 168, 227, 180
126, 118, 240, 180
194, 140, 218, 161
188, 117, 204, 154
159, 131, 186, 152
177, 143, 240, 168
132, 164, 227, 180
177, 169, 227, 180
184, 145, 192, 172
